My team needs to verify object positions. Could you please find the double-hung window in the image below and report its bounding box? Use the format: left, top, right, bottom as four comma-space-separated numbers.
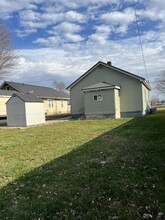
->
48, 99, 54, 108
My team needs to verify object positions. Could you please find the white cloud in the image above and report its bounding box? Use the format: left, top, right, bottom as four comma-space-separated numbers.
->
9, 28, 165, 87
101, 8, 135, 24
16, 8, 86, 36
65, 11, 86, 22
53, 22, 82, 33
34, 36, 60, 45
89, 25, 111, 45
101, 7, 135, 34
64, 33, 84, 42
34, 21, 83, 45
0, 0, 38, 19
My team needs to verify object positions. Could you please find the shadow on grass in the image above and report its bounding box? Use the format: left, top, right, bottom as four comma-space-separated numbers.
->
0, 112, 165, 220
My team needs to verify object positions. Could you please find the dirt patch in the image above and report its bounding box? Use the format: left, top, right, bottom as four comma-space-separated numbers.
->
101, 134, 127, 143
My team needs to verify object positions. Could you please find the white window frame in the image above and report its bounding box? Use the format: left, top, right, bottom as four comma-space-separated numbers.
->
93, 94, 103, 101
48, 99, 54, 108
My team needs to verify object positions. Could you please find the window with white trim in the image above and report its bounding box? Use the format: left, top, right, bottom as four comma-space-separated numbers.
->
93, 94, 103, 101
48, 99, 54, 108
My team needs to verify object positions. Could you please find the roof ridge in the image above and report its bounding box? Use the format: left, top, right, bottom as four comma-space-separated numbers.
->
5, 81, 55, 90
66, 61, 151, 90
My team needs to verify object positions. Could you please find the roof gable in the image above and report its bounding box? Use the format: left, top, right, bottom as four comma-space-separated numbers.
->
0, 81, 70, 99
82, 82, 120, 91
66, 61, 151, 91
7, 93, 43, 103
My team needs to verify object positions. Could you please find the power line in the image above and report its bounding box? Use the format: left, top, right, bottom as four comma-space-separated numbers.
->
133, 0, 149, 80
120, 57, 165, 68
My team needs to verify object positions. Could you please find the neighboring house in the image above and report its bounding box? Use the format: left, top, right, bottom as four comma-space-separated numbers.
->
0, 90, 15, 117
0, 81, 70, 116
66, 61, 151, 119
6, 93, 45, 127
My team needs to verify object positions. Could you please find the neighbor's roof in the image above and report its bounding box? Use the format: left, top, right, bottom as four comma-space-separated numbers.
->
82, 82, 120, 91
66, 61, 151, 91
7, 93, 43, 103
0, 81, 70, 99
0, 89, 15, 96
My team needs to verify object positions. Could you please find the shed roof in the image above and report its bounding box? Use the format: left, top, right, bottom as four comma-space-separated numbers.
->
66, 61, 151, 91
7, 93, 43, 103
82, 82, 120, 91
0, 81, 70, 99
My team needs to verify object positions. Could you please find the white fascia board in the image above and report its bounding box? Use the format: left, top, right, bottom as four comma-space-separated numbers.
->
82, 86, 120, 92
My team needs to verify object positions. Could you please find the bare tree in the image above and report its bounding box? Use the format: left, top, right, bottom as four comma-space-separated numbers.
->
52, 80, 66, 92
151, 95, 159, 106
0, 21, 17, 78
154, 70, 165, 95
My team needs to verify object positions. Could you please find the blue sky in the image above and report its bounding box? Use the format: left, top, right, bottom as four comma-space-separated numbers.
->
0, 0, 165, 98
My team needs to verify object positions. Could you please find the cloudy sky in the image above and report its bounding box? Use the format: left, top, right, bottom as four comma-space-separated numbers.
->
0, 0, 165, 97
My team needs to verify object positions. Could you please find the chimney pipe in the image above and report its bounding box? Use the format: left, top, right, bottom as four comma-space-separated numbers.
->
107, 61, 112, 66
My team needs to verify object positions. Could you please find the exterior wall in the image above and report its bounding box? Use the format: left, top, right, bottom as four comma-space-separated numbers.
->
25, 102, 45, 126
44, 99, 70, 115
55, 100, 70, 114
6, 97, 26, 126
114, 89, 121, 119
141, 84, 150, 115
84, 89, 115, 119
0, 96, 10, 116
70, 65, 143, 116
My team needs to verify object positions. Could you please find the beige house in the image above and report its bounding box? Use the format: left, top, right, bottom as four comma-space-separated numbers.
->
0, 81, 70, 117
67, 61, 151, 119
0, 90, 15, 117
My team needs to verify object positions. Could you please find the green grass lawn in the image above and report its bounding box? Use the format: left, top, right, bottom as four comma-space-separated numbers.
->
0, 111, 165, 219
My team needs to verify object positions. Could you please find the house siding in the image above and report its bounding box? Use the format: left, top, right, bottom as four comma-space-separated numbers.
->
6, 96, 26, 126
0, 97, 10, 116
84, 89, 115, 117
70, 65, 143, 116
44, 99, 69, 115
25, 102, 45, 126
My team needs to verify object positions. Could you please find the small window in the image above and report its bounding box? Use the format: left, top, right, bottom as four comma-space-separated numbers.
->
94, 95, 97, 101
48, 99, 54, 108
93, 95, 103, 101
97, 95, 103, 101
6, 86, 10, 90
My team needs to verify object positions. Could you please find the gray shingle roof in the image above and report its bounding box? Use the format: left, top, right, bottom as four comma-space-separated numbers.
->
10, 93, 43, 103
0, 89, 15, 96
1, 81, 70, 99
82, 82, 120, 90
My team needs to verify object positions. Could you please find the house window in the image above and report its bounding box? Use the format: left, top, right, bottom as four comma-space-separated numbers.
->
6, 86, 10, 90
48, 99, 54, 108
93, 95, 103, 101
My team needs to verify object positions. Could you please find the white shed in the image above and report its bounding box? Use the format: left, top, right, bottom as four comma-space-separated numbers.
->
6, 93, 45, 127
